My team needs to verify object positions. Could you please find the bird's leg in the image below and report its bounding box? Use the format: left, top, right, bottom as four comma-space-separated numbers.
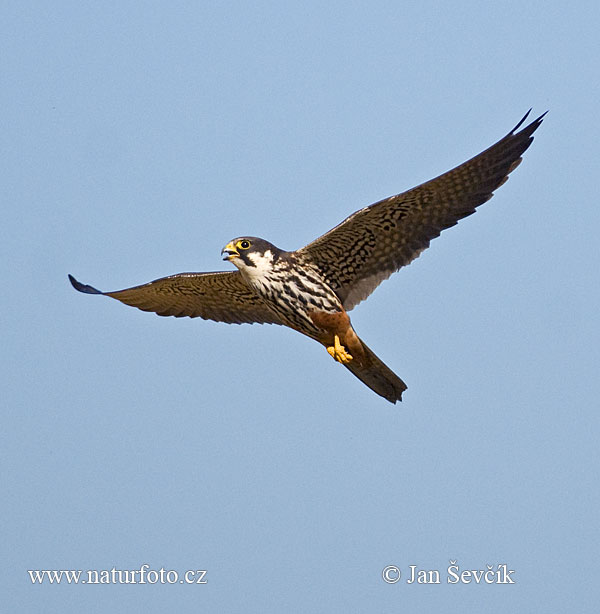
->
309, 310, 358, 365
326, 334, 353, 364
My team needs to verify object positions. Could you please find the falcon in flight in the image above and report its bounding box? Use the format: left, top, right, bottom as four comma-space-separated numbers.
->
70, 111, 545, 403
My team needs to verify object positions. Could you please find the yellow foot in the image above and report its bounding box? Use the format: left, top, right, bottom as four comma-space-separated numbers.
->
326, 335, 353, 364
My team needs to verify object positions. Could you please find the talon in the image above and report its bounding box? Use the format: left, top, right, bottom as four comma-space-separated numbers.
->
326, 335, 353, 364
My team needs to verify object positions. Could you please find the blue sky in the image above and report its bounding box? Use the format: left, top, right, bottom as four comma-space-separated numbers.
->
2, 1, 598, 612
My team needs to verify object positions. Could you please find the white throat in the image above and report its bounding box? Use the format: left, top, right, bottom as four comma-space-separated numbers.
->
236, 250, 275, 282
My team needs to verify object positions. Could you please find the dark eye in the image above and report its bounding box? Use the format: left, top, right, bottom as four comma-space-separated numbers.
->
239, 240, 251, 249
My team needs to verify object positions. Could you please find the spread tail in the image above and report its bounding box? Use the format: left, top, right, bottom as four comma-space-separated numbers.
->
344, 338, 407, 403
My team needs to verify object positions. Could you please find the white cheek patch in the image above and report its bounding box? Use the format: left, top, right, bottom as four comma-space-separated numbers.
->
242, 250, 274, 281
247, 250, 273, 271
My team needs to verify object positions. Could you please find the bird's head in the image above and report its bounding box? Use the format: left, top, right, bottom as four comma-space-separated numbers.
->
221, 237, 283, 275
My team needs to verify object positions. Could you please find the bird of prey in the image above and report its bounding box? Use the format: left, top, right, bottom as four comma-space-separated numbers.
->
69, 110, 545, 403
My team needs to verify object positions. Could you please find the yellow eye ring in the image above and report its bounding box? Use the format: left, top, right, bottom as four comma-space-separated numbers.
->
237, 240, 251, 250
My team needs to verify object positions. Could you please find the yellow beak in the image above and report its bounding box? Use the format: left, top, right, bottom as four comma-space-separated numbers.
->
221, 241, 239, 261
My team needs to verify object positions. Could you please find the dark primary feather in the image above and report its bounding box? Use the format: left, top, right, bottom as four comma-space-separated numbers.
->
299, 110, 547, 310
68, 271, 283, 325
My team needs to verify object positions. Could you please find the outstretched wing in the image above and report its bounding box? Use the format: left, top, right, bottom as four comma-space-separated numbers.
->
68, 271, 283, 325
299, 111, 546, 310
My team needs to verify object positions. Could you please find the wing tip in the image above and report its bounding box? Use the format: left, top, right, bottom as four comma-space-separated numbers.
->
512, 108, 548, 134
68, 274, 103, 295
